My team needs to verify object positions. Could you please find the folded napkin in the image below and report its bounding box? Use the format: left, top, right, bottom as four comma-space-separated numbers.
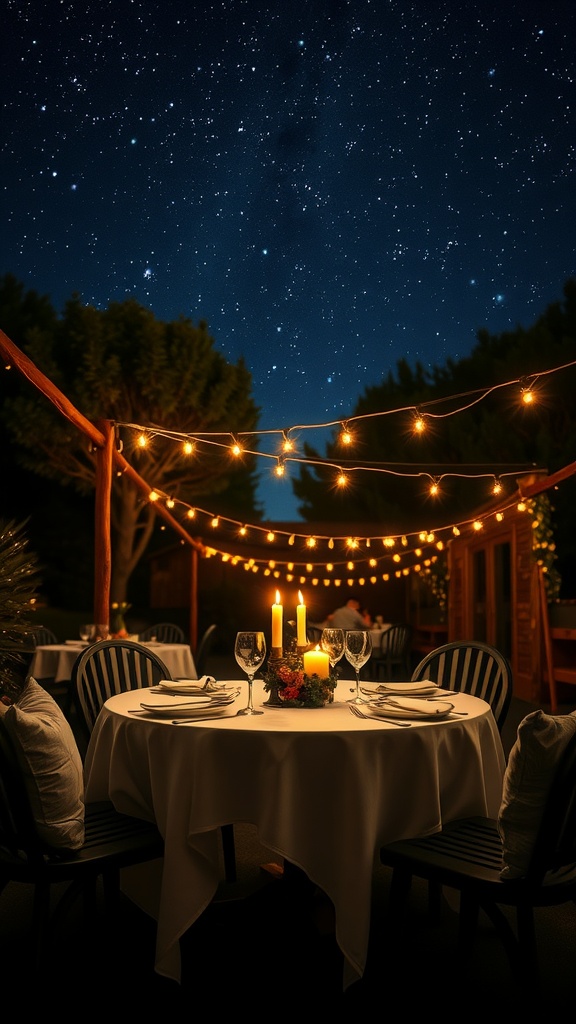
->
157, 676, 224, 695
363, 681, 437, 696
382, 697, 454, 716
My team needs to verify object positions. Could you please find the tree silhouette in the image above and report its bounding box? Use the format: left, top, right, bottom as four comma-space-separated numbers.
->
0, 278, 262, 604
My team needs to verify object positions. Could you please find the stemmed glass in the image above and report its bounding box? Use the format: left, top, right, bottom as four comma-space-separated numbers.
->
234, 631, 266, 716
320, 628, 345, 672
344, 630, 372, 704
79, 624, 93, 642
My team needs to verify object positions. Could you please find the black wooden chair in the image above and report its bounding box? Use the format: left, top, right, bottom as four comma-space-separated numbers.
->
139, 623, 186, 643
410, 639, 514, 917
411, 639, 513, 734
379, 729, 576, 1002
194, 623, 218, 677
71, 639, 172, 746
28, 625, 73, 716
71, 639, 236, 883
369, 623, 413, 682
306, 625, 324, 645
0, 716, 164, 974
29, 626, 58, 646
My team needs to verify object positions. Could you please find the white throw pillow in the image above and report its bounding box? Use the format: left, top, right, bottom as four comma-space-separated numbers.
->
497, 708, 576, 879
2, 677, 85, 850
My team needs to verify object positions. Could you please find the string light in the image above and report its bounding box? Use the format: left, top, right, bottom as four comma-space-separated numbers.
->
413, 411, 426, 434
104, 360, 576, 582
339, 422, 353, 446
281, 431, 295, 453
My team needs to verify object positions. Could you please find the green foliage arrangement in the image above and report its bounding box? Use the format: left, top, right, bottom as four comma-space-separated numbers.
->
529, 494, 561, 603
0, 518, 41, 702
418, 555, 449, 617
263, 650, 337, 708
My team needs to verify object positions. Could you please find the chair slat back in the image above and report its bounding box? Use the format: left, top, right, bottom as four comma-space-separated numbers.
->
139, 622, 185, 643
72, 639, 171, 739
29, 627, 58, 646
382, 624, 412, 658
194, 624, 217, 676
412, 640, 512, 733
372, 623, 412, 681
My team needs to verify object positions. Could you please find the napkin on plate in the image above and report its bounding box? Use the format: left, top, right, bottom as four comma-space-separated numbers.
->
156, 675, 225, 695
140, 689, 238, 711
363, 680, 437, 696
381, 697, 454, 716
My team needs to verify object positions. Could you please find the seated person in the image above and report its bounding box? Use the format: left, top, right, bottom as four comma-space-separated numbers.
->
331, 597, 371, 630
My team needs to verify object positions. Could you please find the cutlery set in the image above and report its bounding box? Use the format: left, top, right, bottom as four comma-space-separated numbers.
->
349, 703, 412, 726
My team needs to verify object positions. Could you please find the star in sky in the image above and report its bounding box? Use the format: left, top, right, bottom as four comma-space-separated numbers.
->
2, 1, 575, 518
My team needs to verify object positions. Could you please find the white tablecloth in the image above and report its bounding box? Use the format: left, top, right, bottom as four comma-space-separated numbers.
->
30, 642, 197, 683
83, 679, 506, 990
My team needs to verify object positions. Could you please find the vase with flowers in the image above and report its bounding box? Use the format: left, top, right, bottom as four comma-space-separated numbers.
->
111, 601, 131, 638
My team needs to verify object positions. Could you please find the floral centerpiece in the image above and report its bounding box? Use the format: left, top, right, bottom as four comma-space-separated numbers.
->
262, 650, 337, 708
110, 601, 131, 638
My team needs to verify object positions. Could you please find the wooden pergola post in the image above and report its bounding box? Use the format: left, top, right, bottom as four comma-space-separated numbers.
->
93, 419, 114, 628
190, 546, 198, 652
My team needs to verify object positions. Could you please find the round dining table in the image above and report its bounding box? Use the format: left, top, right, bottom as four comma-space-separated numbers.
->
83, 677, 506, 991
30, 641, 197, 683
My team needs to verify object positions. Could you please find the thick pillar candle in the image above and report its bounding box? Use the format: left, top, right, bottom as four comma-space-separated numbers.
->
302, 647, 330, 678
272, 590, 283, 649
296, 590, 307, 646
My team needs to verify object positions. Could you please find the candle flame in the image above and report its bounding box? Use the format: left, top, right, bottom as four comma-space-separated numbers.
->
298, 590, 304, 605
275, 590, 281, 605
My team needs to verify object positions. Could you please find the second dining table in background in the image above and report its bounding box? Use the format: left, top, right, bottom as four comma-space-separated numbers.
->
83, 676, 506, 993
29, 640, 198, 684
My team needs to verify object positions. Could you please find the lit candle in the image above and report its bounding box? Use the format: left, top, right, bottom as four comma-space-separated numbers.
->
302, 646, 330, 679
271, 590, 283, 650
296, 590, 307, 647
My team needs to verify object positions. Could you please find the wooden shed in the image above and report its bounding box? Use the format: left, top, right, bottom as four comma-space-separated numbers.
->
447, 468, 576, 708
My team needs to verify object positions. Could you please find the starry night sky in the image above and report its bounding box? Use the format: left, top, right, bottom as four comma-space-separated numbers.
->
2, 0, 575, 519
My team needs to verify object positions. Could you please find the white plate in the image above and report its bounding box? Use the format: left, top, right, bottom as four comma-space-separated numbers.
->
65, 640, 89, 646
140, 692, 237, 712
139, 702, 232, 719
368, 699, 455, 720
361, 681, 438, 697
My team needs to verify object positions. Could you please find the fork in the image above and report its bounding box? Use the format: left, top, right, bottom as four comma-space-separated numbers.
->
348, 703, 411, 727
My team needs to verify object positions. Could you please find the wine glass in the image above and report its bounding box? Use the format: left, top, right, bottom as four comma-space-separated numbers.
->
234, 631, 266, 716
320, 628, 345, 672
344, 630, 372, 704
79, 624, 93, 642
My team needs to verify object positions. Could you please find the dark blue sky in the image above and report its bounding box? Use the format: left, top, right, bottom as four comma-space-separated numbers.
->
2, 1, 575, 518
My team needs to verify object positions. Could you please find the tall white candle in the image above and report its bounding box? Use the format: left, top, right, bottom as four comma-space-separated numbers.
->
271, 590, 283, 649
296, 590, 307, 646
